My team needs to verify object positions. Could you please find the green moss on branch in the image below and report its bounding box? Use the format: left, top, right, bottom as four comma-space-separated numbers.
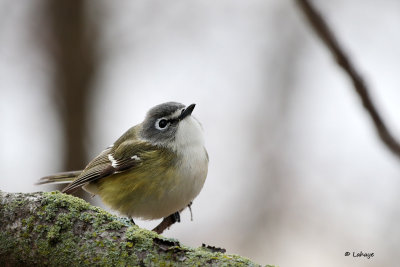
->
0, 191, 263, 266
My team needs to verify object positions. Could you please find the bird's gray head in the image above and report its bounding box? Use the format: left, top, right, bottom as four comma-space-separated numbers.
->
141, 102, 203, 149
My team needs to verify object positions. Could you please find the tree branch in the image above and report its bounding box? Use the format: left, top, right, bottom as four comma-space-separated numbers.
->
296, 0, 400, 159
0, 191, 262, 266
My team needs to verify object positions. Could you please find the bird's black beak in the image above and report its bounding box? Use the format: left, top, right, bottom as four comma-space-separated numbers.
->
179, 104, 196, 120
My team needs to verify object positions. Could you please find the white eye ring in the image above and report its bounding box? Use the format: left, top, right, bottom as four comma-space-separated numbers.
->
155, 118, 169, 130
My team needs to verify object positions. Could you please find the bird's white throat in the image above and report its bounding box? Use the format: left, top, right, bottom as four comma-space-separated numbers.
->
170, 116, 205, 153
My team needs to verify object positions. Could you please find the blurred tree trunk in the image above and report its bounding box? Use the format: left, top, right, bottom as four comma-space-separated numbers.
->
40, 0, 99, 198
45, 0, 97, 172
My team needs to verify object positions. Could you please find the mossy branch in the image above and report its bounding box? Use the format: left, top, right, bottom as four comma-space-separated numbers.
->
0, 191, 264, 267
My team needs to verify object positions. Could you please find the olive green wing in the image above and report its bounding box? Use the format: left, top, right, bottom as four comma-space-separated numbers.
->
62, 140, 155, 194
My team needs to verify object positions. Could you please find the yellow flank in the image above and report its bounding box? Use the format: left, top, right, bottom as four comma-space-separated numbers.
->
93, 148, 181, 219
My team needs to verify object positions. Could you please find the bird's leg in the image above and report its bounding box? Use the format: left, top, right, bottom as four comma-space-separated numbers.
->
173, 211, 181, 223
152, 212, 180, 234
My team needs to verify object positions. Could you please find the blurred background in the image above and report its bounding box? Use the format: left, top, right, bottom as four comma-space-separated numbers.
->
1, 0, 399, 266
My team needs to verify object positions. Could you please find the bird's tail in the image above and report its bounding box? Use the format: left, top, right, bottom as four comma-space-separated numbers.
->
36, 170, 82, 185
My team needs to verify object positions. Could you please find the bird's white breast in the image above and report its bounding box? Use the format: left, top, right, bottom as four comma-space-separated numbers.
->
168, 116, 208, 209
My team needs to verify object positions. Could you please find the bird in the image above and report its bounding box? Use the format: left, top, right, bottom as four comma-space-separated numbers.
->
37, 102, 208, 233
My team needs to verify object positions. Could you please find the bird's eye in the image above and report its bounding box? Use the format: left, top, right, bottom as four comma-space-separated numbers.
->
155, 118, 169, 130
159, 119, 168, 128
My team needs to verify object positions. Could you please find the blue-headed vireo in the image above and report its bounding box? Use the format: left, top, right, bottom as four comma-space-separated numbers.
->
38, 102, 208, 233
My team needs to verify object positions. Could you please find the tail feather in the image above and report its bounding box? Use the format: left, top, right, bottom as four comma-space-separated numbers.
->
36, 170, 82, 185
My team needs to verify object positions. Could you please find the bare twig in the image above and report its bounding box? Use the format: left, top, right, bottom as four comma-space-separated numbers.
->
296, 0, 400, 159
152, 212, 180, 234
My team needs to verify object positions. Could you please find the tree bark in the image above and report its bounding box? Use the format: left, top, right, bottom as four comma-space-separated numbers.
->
0, 191, 263, 267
